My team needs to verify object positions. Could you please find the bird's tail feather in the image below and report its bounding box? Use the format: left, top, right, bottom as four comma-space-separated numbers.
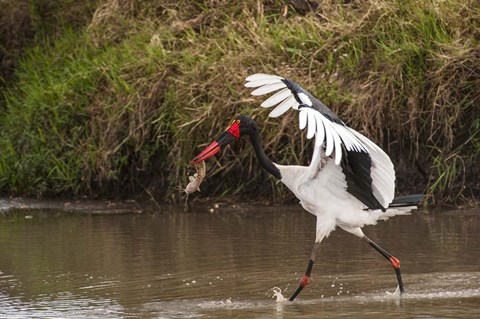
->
372, 194, 423, 220
389, 194, 424, 208
373, 194, 423, 221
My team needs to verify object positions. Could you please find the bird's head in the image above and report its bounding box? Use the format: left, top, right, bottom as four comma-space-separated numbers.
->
190, 115, 257, 165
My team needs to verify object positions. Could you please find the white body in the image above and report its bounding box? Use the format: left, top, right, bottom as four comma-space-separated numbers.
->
276, 159, 412, 243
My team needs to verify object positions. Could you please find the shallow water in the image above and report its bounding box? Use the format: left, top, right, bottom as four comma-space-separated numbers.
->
0, 203, 479, 318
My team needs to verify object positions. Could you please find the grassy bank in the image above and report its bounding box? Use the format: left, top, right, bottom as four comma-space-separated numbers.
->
0, 0, 479, 205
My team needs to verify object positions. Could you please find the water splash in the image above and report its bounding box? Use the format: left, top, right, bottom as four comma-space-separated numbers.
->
385, 285, 402, 297
271, 287, 287, 303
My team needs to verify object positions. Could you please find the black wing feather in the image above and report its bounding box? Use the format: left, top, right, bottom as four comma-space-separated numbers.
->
281, 78, 344, 124
340, 147, 386, 211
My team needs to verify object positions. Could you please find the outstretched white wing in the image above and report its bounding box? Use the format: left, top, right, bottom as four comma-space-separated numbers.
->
245, 73, 395, 209
245, 73, 367, 165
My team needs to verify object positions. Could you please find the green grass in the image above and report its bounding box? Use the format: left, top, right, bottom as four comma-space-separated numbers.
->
0, 0, 479, 205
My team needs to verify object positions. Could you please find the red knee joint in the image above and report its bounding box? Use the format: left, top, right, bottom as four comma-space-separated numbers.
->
300, 275, 310, 287
389, 256, 400, 269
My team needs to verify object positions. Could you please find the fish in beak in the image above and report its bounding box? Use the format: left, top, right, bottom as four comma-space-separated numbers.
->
190, 119, 241, 165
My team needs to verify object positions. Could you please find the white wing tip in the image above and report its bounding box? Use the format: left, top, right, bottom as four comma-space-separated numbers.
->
245, 73, 282, 82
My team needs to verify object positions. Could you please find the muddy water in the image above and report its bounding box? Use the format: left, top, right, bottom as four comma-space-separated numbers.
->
0, 204, 479, 318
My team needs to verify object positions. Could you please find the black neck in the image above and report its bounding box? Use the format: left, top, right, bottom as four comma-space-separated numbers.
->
249, 132, 282, 180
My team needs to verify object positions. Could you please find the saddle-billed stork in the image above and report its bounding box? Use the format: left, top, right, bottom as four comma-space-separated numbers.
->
190, 73, 422, 301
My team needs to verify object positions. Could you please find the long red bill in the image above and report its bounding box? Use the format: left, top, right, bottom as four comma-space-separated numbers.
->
190, 141, 220, 165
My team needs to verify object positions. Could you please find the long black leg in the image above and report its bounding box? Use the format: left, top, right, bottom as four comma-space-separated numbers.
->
363, 236, 405, 294
289, 242, 320, 301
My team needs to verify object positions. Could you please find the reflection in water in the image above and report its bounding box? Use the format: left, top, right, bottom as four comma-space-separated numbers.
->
0, 206, 479, 318
0, 291, 124, 319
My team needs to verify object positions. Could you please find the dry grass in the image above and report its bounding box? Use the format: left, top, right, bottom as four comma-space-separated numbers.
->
0, 0, 478, 205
